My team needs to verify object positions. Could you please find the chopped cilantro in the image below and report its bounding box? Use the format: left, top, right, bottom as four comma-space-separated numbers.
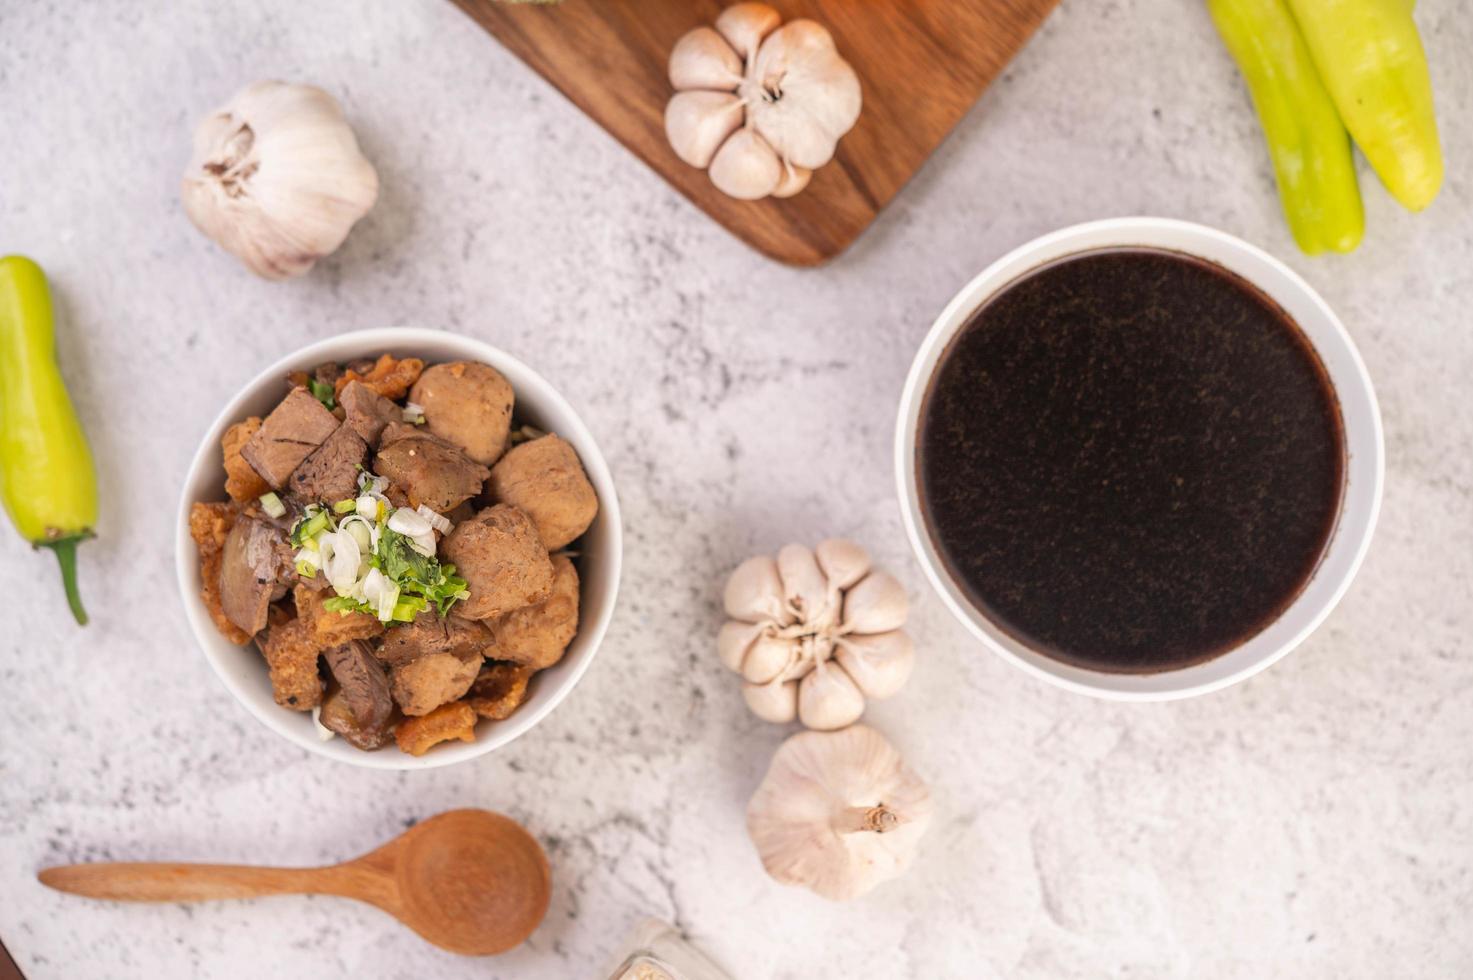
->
376, 527, 469, 617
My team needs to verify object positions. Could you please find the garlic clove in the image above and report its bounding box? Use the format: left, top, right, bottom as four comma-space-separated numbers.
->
718, 619, 766, 674
664, 91, 745, 169
715, 2, 782, 63
182, 80, 378, 280
835, 630, 915, 700
776, 544, 829, 624
724, 554, 791, 625
771, 162, 812, 198
708, 128, 783, 200
797, 660, 866, 731
744, 633, 800, 685
841, 570, 908, 635
746, 21, 862, 170
668, 27, 744, 90
747, 724, 933, 901
815, 538, 871, 592
743, 679, 799, 723
781, 653, 818, 683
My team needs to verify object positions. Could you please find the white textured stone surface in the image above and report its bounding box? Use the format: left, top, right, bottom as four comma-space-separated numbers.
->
1, 1, 1470, 977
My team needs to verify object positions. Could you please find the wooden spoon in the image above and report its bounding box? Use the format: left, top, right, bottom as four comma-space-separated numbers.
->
37, 809, 550, 956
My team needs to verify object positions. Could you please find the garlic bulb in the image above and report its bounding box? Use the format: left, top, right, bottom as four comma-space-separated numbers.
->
182, 81, 379, 280
721, 539, 914, 730
747, 724, 932, 901
665, 3, 861, 201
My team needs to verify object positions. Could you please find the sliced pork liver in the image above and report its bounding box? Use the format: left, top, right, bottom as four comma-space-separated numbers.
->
377, 420, 423, 446
373, 428, 490, 513
324, 640, 393, 735
219, 515, 287, 635
288, 422, 368, 504
241, 387, 340, 489
376, 610, 489, 667
339, 380, 401, 448
318, 685, 391, 751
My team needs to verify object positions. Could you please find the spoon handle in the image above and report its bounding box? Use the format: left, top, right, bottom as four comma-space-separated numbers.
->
39, 863, 333, 903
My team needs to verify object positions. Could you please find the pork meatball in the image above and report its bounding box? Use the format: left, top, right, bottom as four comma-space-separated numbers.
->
487, 435, 598, 550
486, 554, 580, 670
390, 648, 482, 716
442, 504, 554, 621
409, 361, 514, 466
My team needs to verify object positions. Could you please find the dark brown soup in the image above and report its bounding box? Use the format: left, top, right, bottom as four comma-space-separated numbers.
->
918, 248, 1344, 673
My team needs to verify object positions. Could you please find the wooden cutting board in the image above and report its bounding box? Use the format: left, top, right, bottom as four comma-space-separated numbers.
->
451, 0, 1060, 266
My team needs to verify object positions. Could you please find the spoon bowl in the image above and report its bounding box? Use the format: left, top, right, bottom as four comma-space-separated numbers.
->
38, 809, 550, 957
386, 810, 551, 955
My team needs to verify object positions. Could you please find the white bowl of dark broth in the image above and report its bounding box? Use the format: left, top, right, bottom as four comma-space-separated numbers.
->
895, 218, 1382, 700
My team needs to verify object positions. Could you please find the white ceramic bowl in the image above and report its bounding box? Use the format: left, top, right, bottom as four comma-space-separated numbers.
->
176, 327, 623, 768
895, 218, 1383, 700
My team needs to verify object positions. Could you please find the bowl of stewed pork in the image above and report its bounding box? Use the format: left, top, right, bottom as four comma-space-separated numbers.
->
176, 328, 622, 769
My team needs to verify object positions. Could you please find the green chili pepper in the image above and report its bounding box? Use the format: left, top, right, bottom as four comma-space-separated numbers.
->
1286, 0, 1442, 211
0, 256, 99, 624
1210, 0, 1364, 254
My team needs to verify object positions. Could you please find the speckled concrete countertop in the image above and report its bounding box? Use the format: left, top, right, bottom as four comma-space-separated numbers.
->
1, 1, 1469, 977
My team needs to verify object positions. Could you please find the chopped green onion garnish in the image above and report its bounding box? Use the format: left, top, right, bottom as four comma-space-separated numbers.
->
307, 378, 336, 411
290, 506, 331, 545
345, 520, 372, 552
295, 560, 318, 579
301, 535, 319, 553
322, 595, 366, 615
391, 596, 427, 622
372, 527, 472, 618
332, 499, 356, 514
258, 492, 286, 519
